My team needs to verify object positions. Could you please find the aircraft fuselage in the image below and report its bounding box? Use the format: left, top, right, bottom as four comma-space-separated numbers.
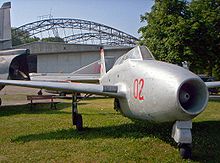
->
0, 49, 30, 91
101, 59, 208, 122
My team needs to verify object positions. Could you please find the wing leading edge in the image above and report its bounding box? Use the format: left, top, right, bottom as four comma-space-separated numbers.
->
30, 73, 100, 83
0, 80, 125, 98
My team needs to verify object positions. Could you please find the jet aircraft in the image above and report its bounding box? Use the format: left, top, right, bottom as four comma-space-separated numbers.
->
29, 54, 114, 95
1, 1, 220, 159
0, 2, 30, 104
29, 58, 104, 83
1, 45, 220, 159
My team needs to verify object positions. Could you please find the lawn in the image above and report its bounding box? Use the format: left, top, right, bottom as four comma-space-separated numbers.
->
0, 97, 220, 162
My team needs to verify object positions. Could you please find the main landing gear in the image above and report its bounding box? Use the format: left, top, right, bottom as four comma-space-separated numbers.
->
72, 94, 83, 131
172, 120, 192, 159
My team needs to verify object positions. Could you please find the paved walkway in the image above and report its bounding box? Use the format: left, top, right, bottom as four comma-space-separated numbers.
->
0, 86, 64, 106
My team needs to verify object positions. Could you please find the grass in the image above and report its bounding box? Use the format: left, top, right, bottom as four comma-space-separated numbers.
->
0, 98, 220, 162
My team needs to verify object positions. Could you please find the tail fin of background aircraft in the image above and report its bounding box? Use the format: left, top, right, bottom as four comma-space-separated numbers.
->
0, 2, 12, 50
100, 47, 106, 78
71, 47, 107, 78
71, 60, 101, 75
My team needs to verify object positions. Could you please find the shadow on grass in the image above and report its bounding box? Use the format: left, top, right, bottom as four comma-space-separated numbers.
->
81, 96, 112, 101
0, 102, 87, 117
191, 121, 220, 162
12, 120, 220, 162
12, 121, 173, 143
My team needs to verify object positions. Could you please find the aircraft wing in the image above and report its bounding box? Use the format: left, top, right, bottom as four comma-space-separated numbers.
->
0, 79, 124, 98
30, 73, 100, 83
205, 81, 220, 88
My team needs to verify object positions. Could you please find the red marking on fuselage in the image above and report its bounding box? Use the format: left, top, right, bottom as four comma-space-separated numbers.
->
100, 64, 103, 73
138, 79, 144, 100
134, 79, 138, 99
133, 78, 144, 100
100, 49, 104, 55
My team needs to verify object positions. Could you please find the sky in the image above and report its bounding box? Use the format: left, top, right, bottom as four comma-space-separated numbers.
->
2, 0, 154, 38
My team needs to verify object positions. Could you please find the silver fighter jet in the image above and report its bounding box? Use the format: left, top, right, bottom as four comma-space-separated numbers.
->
1, 1, 220, 159
0, 46, 220, 159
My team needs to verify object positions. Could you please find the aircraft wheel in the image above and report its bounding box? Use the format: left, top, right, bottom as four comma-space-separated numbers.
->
76, 114, 83, 131
0, 98, 2, 106
59, 92, 66, 96
179, 143, 192, 159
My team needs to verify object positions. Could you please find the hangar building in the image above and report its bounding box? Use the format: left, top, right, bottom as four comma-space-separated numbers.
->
16, 42, 132, 73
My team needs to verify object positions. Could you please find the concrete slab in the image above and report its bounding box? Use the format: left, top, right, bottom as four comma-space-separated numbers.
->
0, 86, 65, 106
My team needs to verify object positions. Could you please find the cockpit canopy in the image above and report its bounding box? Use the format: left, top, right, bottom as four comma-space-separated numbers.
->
114, 46, 154, 66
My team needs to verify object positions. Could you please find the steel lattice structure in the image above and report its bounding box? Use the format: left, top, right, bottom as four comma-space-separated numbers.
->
13, 18, 138, 46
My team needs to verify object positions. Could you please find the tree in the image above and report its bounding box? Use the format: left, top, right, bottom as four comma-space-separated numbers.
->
186, 0, 220, 76
139, 0, 220, 78
139, 0, 190, 64
12, 28, 64, 46
12, 28, 40, 46
41, 37, 64, 43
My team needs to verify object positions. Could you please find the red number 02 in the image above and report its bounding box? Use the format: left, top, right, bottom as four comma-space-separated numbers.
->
133, 78, 144, 100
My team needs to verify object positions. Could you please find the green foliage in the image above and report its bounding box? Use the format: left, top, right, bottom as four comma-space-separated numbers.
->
41, 36, 64, 43
139, 0, 190, 64
139, 0, 220, 77
11, 28, 40, 46
187, 0, 220, 76
12, 28, 64, 46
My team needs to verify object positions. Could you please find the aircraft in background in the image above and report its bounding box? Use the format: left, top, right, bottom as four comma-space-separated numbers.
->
0, 2, 30, 104
29, 55, 115, 95
29, 54, 116, 83
29, 58, 103, 83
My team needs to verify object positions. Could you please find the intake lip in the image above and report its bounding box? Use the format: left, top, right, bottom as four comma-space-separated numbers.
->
177, 78, 209, 115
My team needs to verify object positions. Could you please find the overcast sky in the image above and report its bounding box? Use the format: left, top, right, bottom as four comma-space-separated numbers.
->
5, 0, 154, 38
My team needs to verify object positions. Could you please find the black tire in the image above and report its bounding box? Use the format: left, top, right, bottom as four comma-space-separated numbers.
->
76, 114, 83, 131
179, 144, 192, 159
0, 98, 2, 106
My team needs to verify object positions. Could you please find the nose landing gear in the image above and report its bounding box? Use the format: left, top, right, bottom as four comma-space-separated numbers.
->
172, 120, 192, 159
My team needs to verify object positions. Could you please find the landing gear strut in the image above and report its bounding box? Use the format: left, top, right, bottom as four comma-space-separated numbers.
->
172, 120, 192, 159
72, 94, 83, 131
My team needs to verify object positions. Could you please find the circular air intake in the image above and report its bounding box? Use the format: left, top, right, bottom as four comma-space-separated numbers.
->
178, 78, 208, 115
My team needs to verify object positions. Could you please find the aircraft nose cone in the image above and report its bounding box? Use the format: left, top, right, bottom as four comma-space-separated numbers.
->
179, 90, 190, 104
